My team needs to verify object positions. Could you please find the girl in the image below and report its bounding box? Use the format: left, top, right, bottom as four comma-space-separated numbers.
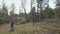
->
9, 16, 15, 32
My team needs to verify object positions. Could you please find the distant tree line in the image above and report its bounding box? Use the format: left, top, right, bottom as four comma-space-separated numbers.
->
0, 0, 60, 24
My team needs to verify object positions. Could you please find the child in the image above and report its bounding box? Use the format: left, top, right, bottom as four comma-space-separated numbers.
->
9, 16, 15, 32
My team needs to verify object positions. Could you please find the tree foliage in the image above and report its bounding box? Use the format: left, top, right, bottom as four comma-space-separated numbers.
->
10, 4, 15, 16
54, 0, 60, 18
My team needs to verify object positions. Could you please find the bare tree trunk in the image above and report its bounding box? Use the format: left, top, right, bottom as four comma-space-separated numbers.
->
40, 1, 44, 21
21, 0, 29, 22
24, 8, 29, 22
37, 2, 40, 22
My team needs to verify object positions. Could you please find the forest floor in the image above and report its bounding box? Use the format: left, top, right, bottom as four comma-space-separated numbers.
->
0, 19, 60, 34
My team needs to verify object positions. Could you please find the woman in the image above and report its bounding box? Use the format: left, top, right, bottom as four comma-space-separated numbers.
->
9, 16, 15, 32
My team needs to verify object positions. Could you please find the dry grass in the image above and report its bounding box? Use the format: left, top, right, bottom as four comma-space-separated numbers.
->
0, 19, 60, 34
